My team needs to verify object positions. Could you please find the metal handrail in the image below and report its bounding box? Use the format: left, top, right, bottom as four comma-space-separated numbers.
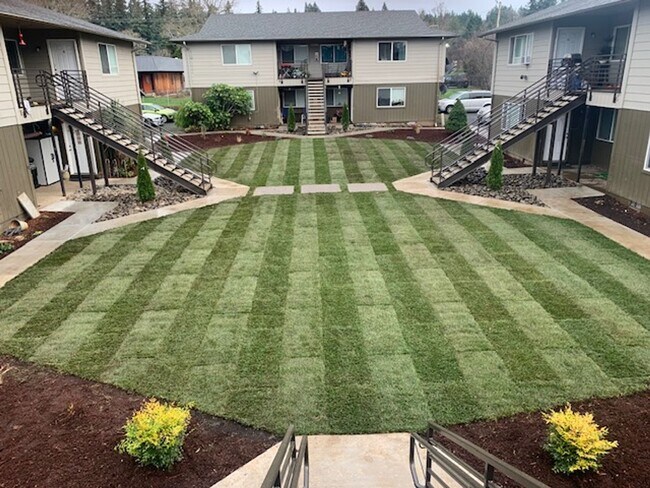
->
410, 422, 550, 488
37, 70, 213, 190
428, 56, 606, 183
261, 426, 309, 488
11, 68, 52, 117
548, 54, 627, 100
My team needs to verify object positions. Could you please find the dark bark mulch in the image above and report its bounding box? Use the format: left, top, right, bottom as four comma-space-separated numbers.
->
574, 195, 650, 238
442, 390, 650, 488
504, 154, 529, 168
0, 356, 277, 488
353, 128, 451, 143
174, 132, 278, 149
0, 211, 73, 261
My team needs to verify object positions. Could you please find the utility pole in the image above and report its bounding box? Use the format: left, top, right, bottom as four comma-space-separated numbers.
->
496, 0, 502, 28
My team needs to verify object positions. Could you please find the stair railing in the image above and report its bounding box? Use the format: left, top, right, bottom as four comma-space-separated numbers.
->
261, 425, 309, 488
37, 70, 213, 191
428, 57, 600, 183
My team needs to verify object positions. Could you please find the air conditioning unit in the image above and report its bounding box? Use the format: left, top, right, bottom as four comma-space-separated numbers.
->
523, 55, 532, 65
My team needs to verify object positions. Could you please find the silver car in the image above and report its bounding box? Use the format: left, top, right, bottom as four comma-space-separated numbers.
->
477, 103, 492, 125
143, 112, 165, 127
438, 90, 492, 114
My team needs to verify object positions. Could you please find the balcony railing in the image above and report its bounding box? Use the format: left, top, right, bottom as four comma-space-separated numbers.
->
279, 62, 309, 80
548, 54, 626, 102
11, 68, 88, 117
322, 62, 351, 78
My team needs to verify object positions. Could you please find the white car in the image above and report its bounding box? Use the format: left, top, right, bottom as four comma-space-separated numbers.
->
477, 103, 492, 125
143, 112, 165, 127
438, 90, 492, 114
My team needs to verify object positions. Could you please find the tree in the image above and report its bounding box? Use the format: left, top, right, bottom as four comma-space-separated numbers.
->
342, 103, 350, 131
520, 0, 557, 16
136, 149, 156, 202
487, 143, 504, 190
382, 2, 388, 10
287, 105, 296, 133
255, 0, 262, 13
456, 37, 494, 89
445, 100, 468, 133
304, 2, 320, 12
355, 0, 370, 11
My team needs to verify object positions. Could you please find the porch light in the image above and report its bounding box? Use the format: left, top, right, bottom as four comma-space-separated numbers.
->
18, 29, 27, 46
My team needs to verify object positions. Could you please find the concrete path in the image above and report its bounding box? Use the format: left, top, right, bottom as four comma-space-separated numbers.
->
394, 171, 650, 260
0, 177, 248, 288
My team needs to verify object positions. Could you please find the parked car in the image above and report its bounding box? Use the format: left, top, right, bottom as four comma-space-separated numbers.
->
141, 103, 177, 123
477, 103, 492, 125
143, 112, 165, 127
443, 72, 469, 88
438, 90, 492, 114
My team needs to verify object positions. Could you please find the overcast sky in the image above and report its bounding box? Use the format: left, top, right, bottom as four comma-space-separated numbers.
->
234, 0, 528, 16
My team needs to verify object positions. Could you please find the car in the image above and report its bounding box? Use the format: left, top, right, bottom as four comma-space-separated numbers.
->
143, 112, 165, 127
141, 103, 177, 123
438, 90, 492, 114
443, 72, 469, 88
477, 103, 492, 125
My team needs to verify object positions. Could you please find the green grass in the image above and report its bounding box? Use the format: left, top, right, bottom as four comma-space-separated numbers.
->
142, 95, 191, 109
1, 139, 649, 435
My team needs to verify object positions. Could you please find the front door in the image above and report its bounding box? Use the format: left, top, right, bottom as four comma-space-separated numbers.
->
554, 27, 585, 59
48, 40, 81, 99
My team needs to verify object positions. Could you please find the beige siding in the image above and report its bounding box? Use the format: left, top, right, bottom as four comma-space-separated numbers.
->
185, 42, 277, 88
79, 35, 140, 106
623, 1, 650, 111
493, 23, 553, 97
0, 27, 19, 128
352, 39, 444, 85
191, 86, 280, 127
0, 125, 35, 228
608, 108, 650, 208
352, 83, 437, 123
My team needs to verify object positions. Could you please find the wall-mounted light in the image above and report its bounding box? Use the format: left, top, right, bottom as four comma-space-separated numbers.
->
18, 29, 27, 46
520, 74, 528, 81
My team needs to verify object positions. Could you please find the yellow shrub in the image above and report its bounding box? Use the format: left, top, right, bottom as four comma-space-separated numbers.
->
543, 405, 617, 474
116, 399, 191, 470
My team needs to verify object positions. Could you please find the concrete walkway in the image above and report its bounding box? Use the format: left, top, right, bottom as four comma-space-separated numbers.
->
394, 171, 650, 260
0, 177, 248, 288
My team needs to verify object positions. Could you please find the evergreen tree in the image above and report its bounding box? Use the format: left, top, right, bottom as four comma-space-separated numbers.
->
445, 100, 468, 133
287, 106, 296, 133
223, 1, 234, 13
356, 0, 370, 11
136, 149, 156, 202
255, 1, 262, 13
382, 2, 389, 11
304, 2, 320, 12
487, 143, 504, 190
520, 0, 557, 16
341, 103, 350, 131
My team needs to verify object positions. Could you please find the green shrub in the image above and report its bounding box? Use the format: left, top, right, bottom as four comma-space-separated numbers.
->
175, 101, 216, 132
117, 399, 191, 470
136, 149, 156, 203
543, 405, 618, 474
342, 103, 350, 131
287, 105, 296, 133
487, 143, 504, 190
202, 84, 252, 130
0, 242, 13, 254
445, 99, 468, 133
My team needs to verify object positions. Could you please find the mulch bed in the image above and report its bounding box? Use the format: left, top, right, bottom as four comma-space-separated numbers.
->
0, 356, 277, 488
352, 128, 451, 143
174, 132, 278, 149
504, 154, 529, 168
0, 211, 73, 261
574, 195, 650, 238
442, 390, 650, 487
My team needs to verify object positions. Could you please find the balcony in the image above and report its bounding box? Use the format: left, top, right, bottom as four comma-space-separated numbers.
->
547, 54, 626, 103
277, 43, 352, 83
11, 68, 50, 120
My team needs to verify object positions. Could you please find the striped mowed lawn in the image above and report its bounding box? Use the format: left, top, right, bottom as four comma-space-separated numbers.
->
1, 139, 649, 435
209, 137, 430, 187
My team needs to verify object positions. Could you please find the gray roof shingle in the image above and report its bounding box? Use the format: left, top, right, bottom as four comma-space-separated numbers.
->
483, 0, 635, 35
174, 10, 455, 42
136, 56, 184, 73
0, 0, 143, 43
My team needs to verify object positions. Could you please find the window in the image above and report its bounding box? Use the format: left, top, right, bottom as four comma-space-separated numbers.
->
326, 87, 348, 107
377, 87, 406, 108
222, 44, 252, 65
502, 102, 524, 130
378, 41, 407, 61
645, 136, 650, 172
321, 44, 347, 63
98, 43, 118, 74
4, 40, 22, 71
508, 34, 533, 65
612, 25, 631, 56
247, 89, 256, 111
283, 89, 306, 108
596, 108, 617, 142
280, 45, 308, 64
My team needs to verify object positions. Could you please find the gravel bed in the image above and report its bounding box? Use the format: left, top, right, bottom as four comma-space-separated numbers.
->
442, 168, 577, 207
68, 177, 200, 221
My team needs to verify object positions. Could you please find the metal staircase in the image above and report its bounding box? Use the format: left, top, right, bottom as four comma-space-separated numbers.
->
38, 71, 212, 195
428, 57, 610, 188
306, 79, 327, 136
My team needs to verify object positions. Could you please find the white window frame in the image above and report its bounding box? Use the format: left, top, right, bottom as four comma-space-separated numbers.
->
221, 44, 252, 66
644, 135, 650, 172
5, 39, 24, 71
282, 89, 306, 108
326, 87, 348, 107
502, 102, 524, 130
247, 89, 256, 111
98, 43, 119, 75
376, 87, 406, 109
377, 41, 407, 62
611, 25, 631, 56
508, 33, 533, 65
596, 108, 617, 143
